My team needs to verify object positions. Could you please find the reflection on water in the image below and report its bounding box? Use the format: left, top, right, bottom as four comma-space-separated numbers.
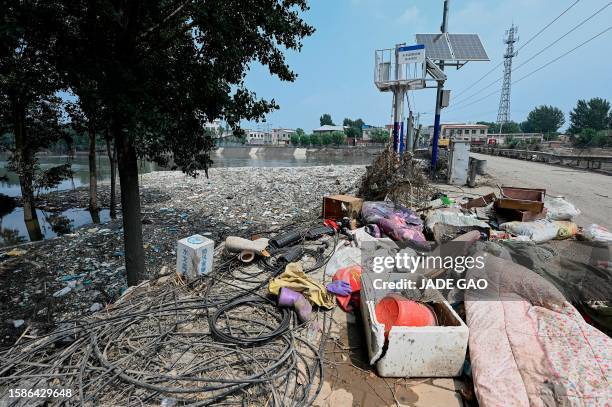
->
0, 154, 160, 197
1, 208, 111, 247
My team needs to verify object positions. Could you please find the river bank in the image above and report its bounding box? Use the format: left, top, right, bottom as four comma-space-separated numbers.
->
0, 165, 365, 347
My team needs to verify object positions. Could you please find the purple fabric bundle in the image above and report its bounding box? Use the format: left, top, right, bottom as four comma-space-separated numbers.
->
361, 201, 426, 242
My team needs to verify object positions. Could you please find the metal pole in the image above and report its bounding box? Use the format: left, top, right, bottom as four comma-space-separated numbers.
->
393, 87, 405, 153
430, 0, 449, 171
393, 44, 405, 154
407, 109, 414, 153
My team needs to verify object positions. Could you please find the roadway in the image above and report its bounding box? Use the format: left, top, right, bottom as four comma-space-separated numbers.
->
470, 153, 612, 229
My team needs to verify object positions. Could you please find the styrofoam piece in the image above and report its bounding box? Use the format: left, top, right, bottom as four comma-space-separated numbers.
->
448, 140, 470, 185
360, 273, 468, 377
176, 234, 214, 279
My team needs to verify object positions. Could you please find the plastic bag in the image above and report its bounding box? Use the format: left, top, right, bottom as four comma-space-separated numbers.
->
583, 224, 612, 243
361, 201, 425, 243
425, 208, 490, 230
500, 220, 559, 243
325, 245, 362, 276
545, 196, 581, 221
554, 221, 578, 240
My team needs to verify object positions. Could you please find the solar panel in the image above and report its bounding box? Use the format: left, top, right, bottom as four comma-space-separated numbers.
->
448, 34, 489, 61
415, 33, 489, 61
416, 33, 453, 60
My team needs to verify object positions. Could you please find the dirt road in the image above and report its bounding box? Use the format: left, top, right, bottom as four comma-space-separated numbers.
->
471, 153, 612, 229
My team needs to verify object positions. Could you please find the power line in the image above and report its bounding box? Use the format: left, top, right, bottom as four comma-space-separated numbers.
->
513, 25, 612, 85
452, 0, 581, 99
516, 0, 581, 51
513, 2, 611, 72
451, 2, 610, 108
445, 25, 612, 114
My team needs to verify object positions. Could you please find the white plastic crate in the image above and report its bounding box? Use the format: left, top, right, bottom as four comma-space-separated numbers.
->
360, 273, 468, 377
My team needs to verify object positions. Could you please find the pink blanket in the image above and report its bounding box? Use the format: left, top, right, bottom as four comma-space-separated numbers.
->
465, 254, 611, 406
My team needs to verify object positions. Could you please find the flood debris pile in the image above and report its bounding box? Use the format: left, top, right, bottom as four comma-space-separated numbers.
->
0, 219, 336, 406
358, 146, 438, 209
1, 162, 611, 406
0, 166, 365, 348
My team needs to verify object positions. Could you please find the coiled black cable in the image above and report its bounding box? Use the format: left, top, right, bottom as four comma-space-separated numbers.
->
209, 297, 291, 345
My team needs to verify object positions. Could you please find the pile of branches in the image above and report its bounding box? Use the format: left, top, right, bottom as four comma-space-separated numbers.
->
0, 222, 333, 406
358, 146, 438, 208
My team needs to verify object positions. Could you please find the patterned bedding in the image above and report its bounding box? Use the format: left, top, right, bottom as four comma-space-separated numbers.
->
465, 253, 611, 406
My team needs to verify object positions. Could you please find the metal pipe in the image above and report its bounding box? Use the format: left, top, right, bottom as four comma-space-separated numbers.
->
393, 87, 405, 154
430, 0, 450, 171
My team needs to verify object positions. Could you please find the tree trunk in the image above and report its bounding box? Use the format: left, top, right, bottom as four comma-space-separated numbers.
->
24, 219, 43, 242
88, 123, 98, 212
106, 136, 118, 219
11, 100, 42, 242
115, 131, 146, 286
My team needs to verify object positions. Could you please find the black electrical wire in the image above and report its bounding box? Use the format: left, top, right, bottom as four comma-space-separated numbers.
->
1, 216, 338, 406
209, 297, 291, 345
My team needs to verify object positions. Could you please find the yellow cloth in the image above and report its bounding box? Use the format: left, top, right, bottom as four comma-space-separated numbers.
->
268, 263, 335, 309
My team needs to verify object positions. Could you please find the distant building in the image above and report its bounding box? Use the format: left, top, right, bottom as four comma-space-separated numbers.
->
440, 123, 489, 144
313, 125, 347, 135
541, 140, 563, 149
486, 133, 544, 145
246, 130, 267, 145
272, 128, 295, 146
361, 124, 385, 141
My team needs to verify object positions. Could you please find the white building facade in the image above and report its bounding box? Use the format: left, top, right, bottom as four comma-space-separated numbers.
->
272, 128, 295, 145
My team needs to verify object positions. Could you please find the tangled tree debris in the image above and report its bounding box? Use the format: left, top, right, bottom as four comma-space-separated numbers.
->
358, 147, 438, 209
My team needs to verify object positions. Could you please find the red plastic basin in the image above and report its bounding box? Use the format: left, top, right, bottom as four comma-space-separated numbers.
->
375, 294, 437, 337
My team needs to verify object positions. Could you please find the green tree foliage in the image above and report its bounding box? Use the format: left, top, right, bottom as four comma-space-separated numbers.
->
33, 163, 73, 197
295, 128, 305, 137
299, 134, 310, 146
49, 0, 314, 285
320, 113, 334, 126
573, 128, 610, 148
290, 134, 300, 145
370, 128, 389, 143
343, 118, 364, 138
520, 120, 535, 133
330, 131, 346, 146
310, 133, 321, 146
524, 105, 565, 134
320, 133, 332, 145
569, 98, 611, 134
504, 135, 519, 149
0, 1, 70, 231
477, 121, 522, 134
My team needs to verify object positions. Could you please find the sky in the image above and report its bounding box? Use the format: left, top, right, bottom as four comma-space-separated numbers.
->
241, 0, 612, 133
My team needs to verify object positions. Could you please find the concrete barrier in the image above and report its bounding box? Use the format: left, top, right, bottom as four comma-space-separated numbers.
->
470, 146, 612, 174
